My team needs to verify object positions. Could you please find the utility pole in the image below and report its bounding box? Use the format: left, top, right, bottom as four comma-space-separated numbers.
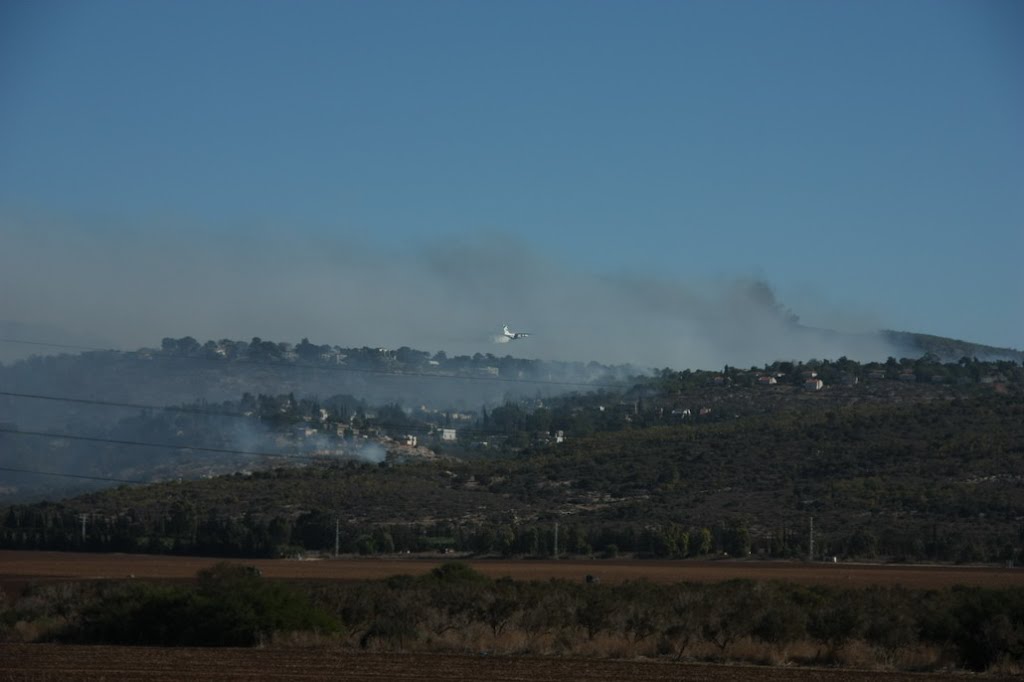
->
335, 518, 340, 558
809, 516, 814, 562
78, 513, 88, 542
553, 521, 559, 560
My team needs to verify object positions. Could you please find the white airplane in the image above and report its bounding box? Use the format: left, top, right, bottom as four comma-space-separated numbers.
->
502, 324, 531, 340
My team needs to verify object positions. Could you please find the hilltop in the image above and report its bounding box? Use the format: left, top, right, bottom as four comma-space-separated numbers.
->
883, 330, 1024, 363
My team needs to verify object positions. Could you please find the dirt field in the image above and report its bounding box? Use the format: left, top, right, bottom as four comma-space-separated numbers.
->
1, 550, 1021, 593
1, 644, 1017, 682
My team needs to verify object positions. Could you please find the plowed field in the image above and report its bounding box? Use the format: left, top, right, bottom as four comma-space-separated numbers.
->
1, 644, 1017, 682
1, 550, 1021, 593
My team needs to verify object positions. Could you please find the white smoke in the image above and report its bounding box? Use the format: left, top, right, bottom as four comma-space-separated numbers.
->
357, 442, 387, 464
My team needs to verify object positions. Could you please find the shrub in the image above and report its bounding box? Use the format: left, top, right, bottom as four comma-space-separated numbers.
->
70, 563, 337, 646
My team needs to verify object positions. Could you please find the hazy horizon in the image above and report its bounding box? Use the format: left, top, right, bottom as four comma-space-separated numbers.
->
2, 213, 911, 370
2, 2, 1021, 360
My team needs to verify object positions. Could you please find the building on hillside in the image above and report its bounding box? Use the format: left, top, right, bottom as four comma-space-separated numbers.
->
804, 378, 824, 391
441, 428, 457, 442
757, 376, 778, 385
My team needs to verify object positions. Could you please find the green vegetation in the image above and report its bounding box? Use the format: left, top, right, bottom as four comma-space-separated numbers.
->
2, 341, 1022, 563
2, 563, 1022, 672
2, 391, 1022, 564
65, 562, 336, 646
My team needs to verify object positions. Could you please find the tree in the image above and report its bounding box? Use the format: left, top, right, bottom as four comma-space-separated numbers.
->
295, 338, 321, 362
722, 522, 751, 557
576, 587, 616, 640
697, 528, 713, 556
479, 581, 519, 636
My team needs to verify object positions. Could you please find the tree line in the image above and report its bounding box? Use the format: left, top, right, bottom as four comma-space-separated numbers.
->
3, 562, 1022, 672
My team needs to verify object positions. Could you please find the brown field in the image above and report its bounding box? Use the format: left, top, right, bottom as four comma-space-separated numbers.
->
1, 550, 1021, 593
1, 644, 1018, 682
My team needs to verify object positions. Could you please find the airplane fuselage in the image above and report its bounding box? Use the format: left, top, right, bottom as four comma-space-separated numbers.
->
503, 324, 530, 340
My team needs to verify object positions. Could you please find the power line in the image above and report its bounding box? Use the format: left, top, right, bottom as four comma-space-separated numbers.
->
0, 426, 335, 464
0, 337, 627, 482
0, 389, 580, 439
0, 338, 114, 352
0, 336, 634, 389
0, 422, 475, 485
0, 466, 145, 484
1, 423, 548, 467
0, 390, 254, 419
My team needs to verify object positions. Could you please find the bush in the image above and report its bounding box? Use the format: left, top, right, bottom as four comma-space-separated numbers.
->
70, 563, 337, 646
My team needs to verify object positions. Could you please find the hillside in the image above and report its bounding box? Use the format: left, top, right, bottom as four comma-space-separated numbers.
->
0, 336, 632, 432
883, 330, 1023, 363
2, 332, 1022, 563
3, 390, 1021, 564
3, 346, 1020, 502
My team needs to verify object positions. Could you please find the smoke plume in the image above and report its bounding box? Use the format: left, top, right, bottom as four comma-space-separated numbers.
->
0, 213, 899, 369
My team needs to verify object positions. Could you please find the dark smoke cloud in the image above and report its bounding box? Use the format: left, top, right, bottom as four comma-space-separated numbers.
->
1, 212, 899, 368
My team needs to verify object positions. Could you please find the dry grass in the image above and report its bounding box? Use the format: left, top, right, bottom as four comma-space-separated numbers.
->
988, 656, 1024, 676
268, 630, 339, 649
10, 615, 67, 643
250, 622, 968, 676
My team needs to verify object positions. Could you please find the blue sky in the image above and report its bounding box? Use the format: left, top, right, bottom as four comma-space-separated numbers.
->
1, 0, 1021, 361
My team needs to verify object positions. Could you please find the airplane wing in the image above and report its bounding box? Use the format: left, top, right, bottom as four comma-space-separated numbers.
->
501, 325, 531, 339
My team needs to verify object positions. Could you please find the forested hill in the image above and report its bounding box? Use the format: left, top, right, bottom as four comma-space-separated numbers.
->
2, 332, 1022, 562
3, 392, 1022, 565
3, 329, 1020, 434
0, 335, 634, 433
883, 330, 1024, 363
2, 350, 1020, 502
